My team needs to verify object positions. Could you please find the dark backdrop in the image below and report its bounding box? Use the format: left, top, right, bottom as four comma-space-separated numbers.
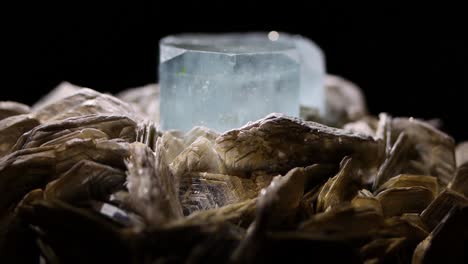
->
1, 2, 467, 141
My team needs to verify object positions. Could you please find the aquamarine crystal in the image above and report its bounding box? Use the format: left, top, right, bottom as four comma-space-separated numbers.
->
292, 35, 325, 114
159, 33, 324, 132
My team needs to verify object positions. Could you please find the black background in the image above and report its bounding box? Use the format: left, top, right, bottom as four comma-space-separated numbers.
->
1, 2, 467, 141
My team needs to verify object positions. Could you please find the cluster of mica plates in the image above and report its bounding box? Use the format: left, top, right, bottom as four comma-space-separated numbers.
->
0, 81, 466, 263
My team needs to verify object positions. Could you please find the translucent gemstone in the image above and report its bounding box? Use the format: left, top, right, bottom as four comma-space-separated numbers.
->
159, 33, 324, 132
292, 35, 326, 114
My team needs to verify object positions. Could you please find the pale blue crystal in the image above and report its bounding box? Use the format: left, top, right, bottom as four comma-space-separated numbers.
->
159, 33, 324, 132
291, 35, 325, 114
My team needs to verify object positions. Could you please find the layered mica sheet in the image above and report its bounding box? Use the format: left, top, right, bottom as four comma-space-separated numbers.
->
159, 33, 324, 132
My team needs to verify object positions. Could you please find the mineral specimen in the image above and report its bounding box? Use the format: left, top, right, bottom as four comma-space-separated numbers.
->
323, 75, 367, 126
214, 113, 382, 175
0, 115, 39, 157
0, 82, 466, 264
159, 33, 305, 132
290, 34, 325, 113
0, 101, 30, 121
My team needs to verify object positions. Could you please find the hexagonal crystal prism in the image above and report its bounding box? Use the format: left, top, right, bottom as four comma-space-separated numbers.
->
159, 33, 324, 132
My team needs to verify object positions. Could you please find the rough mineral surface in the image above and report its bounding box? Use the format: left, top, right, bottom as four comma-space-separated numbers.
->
0, 83, 466, 264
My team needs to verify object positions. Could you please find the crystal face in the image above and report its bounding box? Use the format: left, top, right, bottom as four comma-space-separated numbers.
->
292, 35, 325, 114
159, 33, 324, 132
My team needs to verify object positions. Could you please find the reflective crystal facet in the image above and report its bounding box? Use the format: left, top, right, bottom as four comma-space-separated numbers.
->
159, 33, 324, 132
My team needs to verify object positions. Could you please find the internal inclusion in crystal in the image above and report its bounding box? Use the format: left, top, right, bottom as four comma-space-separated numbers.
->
159, 33, 322, 132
